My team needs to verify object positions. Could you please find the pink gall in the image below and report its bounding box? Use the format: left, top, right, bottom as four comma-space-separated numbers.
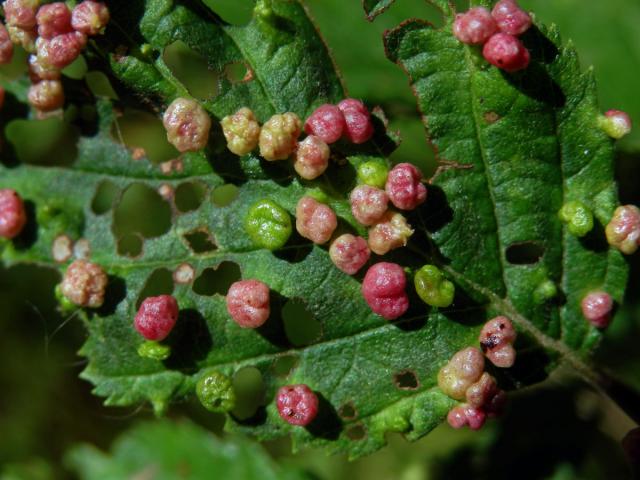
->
134, 295, 179, 341
226, 279, 270, 329
276, 384, 319, 426
329, 234, 370, 275
581, 291, 613, 329
60, 259, 108, 308
447, 404, 487, 430
600, 110, 632, 140
28, 79, 64, 111
491, 0, 532, 36
3, 0, 39, 29
162, 97, 211, 152
453, 7, 497, 45
36, 2, 72, 39
437, 347, 485, 400
71, 1, 109, 36
385, 163, 427, 211
367, 211, 413, 255
295, 196, 337, 245
362, 262, 409, 320
605, 205, 640, 255
0, 189, 27, 239
482, 33, 530, 72
36, 31, 86, 69
350, 184, 389, 226
337, 98, 374, 144
479, 316, 517, 368
28, 54, 60, 81
293, 135, 330, 180
304, 104, 345, 144
0, 23, 13, 64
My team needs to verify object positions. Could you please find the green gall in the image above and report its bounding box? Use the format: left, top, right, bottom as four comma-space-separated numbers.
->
414, 264, 455, 308
357, 161, 388, 189
598, 110, 632, 140
137, 340, 171, 361
244, 199, 292, 250
533, 279, 558, 304
558, 201, 593, 237
196, 370, 236, 413
55, 284, 77, 313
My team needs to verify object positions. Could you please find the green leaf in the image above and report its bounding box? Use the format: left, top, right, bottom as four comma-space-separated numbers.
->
65, 419, 311, 480
0, 0, 630, 460
361, 0, 395, 21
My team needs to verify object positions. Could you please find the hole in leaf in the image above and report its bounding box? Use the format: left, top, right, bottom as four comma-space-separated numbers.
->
174, 181, 207, 213
203, 0, 253, 25
192, 262, 241, 296
211, 184, 239, 207
393, 370, 419, 390
0, 46, 27, 79
61, 54, 87, 80
163, 309, 212, 371
345, 424, 366, 441
86, 71, 118, 99
282, 299, 321, 347
225, 61, 251, 83
183, 228, 218, 254
338, 402, 357, 420
113, 183, 172, 239
91, 181, 119, 215
272, 229, 313, 264
136, 268, 174, 309
112, 109, 178, 164
506, 242, 545, 265
163, 41, 219, 100
272, 354, 299, 377
6, 118, 78, 166
117, 233, 143, 258
231, 366, 265, 421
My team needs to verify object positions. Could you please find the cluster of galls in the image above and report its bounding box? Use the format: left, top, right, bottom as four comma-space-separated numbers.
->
453, 0, 531, 72
439, 317, 516, 430
0, 1, 109, 114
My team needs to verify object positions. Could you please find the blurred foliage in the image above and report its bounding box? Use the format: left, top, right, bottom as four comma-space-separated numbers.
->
1, 0, 639, 478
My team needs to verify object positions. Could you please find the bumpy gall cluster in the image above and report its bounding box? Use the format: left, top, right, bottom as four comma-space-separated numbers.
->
304, 104, 345, 144
350, 184, 389, 226
163, 97, 212, 152
329, 234, 370, 275
27, 79, 64, 111
70, 0, 110, 36
454, 0, 531, 72
362, 262, 409, 320
244, 198, 292, 250
220, 107, 261, 156
599, 110, 632, 140
338, 98, 374, 144
357, 160, 388, 189
558, 200, 594, 237
196, 370, 236, 413
385, 163, 427, 211
479, 316, 517, 368
259, 112, 302, 161
60, 259, 108, 308
605, 205, 640, 255
0, 189, 27, 239
0, 23, 14, 64
276, 384, 319, 426
226, 279, 270, 329
36, 31, 86, 69
453, 7, 497, 45
293, 135, 330, 180
581, 291, 613, 328
437, 347, 485, 400
134, 295, 179, 341
36, 2, 72, 39
295, 196, 337, 245
414, 264, 455, 308
368, 211, 413, 255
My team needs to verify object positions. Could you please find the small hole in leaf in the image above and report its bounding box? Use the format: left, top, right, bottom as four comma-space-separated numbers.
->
174, 181, 207, 213
136, 268, 174, 309
114, 183, 172, 239
117, 233, 143, 258
163, 41, 219, 100
225, 61, 251, 83
183, 228, 217, 254
231, 366, 265, 421
393, 370, 419, 390
282, 299, 321, 347
6, 118, 78, 166
91, 181, 119, 215
506, 242, 545, 265
338, 402, 357, 420
112, 109, 178, 164
192, 261, 241, 296
345, 424, 366, 441
211, 184, 239, 207
86, 71, 118, 99
272, 354, 299, 377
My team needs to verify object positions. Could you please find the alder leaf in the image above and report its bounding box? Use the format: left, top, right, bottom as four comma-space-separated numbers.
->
0, 0, 629, 459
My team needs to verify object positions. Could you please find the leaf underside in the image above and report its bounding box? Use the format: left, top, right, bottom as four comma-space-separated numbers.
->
0, 0, 627, 458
